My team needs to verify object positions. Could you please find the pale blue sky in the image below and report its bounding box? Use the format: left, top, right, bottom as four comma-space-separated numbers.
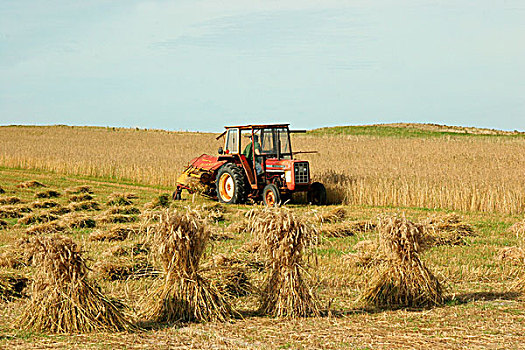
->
1, 0, 524, 132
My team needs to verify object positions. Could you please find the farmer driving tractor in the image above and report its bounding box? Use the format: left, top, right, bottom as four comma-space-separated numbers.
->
243, 133, 263, 175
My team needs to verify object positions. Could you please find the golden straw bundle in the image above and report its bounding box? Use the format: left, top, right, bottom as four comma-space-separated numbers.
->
142, 209, 235, 323
18, 235, 134, 333
360, 215, 444, 308
247, 207, 319, 317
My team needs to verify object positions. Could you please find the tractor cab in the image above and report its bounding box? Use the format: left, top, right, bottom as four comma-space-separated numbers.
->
219, 125, 292, 160
174, 124, 326, 206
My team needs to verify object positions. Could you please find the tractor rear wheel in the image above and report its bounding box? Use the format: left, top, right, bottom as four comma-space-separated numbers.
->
263, 184, 281, 207
216, 163, 247, 204
307, 182, 327, 205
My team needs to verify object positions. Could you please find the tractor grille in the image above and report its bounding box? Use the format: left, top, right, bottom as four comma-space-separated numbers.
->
294, 162, 309, 184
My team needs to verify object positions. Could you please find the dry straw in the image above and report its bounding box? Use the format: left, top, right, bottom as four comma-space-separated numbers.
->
320, 220, 376, 238
200, 253, 254, 298
104, 206, 141, 215
421, 213, 474, 247
18, 235, 134, 333
0, 274, 28, 301
16, 180, 45, 188
247, 207, 320, 317
317, 207, 346, 223
65, 185, 93, 194
0, 239, 33, 268
142, 208, 235, 323
35, 189, 61, 198
31, 200, 59, 209
25, 221, 66, 235
59, 212, 96, 229
505, 218, 525, 292
89, 225, 138, 242
343, 239, 382, 267
0, 196, 22, 205
18, 212, 58, 226
107, 192, 137, 206
0, 204, 32, 219
48, 206, 72, 216
144, 193, 171, 209
69, 193, 94, 202
359, 214, 444, 308
92, 259, 155, 281
68, 200, 101, 211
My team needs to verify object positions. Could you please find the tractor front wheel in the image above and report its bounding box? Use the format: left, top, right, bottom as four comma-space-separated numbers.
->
216, 163, 247, 204
307, 182, 327, 205
263, 184, 281, 207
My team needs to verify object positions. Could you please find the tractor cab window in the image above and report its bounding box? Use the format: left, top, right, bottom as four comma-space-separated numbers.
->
277, 128, 291, 158
260, 129, 275, 156
224, 128, 239, 154
259, 127, 292, 159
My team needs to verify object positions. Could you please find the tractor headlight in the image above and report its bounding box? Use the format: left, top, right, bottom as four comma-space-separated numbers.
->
285, 170, 292, 183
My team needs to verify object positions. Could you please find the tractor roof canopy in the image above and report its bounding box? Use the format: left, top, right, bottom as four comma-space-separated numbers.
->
224, 124, 290, 130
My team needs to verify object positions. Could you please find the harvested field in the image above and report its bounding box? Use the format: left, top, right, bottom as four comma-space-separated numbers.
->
497, 247, 525, 265
0, 125, 524, 348
317, 207, 347, 223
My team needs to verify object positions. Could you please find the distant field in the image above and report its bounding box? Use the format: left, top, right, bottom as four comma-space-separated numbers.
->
1, 124, 524, 214
309, 123, 525, 138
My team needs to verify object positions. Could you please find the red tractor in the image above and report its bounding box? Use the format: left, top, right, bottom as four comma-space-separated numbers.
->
174, 124, 326, 206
